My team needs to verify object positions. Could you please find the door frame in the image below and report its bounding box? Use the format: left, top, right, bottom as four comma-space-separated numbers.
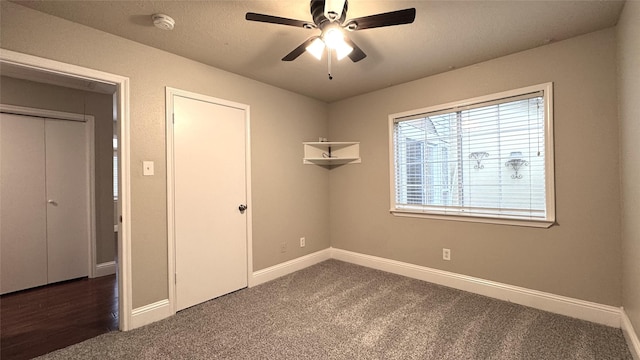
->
0, 105, 95, 284
0, 48, 133, 331
165, 87, 253, 315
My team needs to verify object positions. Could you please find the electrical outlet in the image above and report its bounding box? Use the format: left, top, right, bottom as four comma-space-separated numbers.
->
280, 242, 287, 253
443, 248, 451, 261
300, 237, 306, 247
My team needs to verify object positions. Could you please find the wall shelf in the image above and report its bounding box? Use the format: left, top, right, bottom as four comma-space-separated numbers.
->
303, 142, 361, 165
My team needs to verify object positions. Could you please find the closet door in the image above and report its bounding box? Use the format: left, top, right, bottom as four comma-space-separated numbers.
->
0, 113, 48, 294
45, 119, 89, 283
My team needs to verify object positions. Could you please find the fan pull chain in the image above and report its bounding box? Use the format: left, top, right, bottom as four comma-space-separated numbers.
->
328, 48, 333, 80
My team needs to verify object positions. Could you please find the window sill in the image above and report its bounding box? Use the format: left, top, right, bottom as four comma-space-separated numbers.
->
390, 209, 554, 228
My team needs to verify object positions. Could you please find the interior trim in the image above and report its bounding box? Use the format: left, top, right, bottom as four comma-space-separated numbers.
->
622, 309, 640, 360
330, 247, 621, 328
0, 48, 133, 331
95, 261, 117, 277
126, 245, 636, 355
0, 104, 88, 122
250, 249, 332, 287
250, 247, 624, 328
130, 299, 172, 329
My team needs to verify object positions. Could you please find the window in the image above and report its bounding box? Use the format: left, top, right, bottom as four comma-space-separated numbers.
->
389, 83, 554, 227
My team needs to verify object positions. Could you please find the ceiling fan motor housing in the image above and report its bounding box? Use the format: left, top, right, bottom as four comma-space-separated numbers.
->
311, 0, 347, 29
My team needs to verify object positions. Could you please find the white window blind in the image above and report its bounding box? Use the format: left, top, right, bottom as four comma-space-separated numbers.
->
389, 83, 554, 226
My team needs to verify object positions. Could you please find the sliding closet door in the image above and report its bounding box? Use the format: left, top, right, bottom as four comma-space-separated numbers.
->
45, 119, 89, 283
1, 114, 89, 294
0, 113, 48, 294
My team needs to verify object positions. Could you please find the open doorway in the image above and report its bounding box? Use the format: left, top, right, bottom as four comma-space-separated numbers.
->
0, 49, 131, 357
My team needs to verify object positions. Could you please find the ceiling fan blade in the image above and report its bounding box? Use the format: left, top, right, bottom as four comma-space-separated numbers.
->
343, 37, 367, 62
246, 12, 312, 28
347, 8, 416, 30
282, 37, 320, 61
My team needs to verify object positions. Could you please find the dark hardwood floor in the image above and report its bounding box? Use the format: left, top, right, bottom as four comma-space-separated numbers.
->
0, 275, 118, 360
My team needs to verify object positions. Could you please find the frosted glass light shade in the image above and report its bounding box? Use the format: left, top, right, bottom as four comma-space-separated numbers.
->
324, 28, 344, 49
305, 38, 325, 60
323, 28, 353, 60
305, 28, 353, 61
334, 41, 353, 60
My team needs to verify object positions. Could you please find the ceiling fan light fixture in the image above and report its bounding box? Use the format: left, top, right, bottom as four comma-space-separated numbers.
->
305, 38, 326, 60
246, 0, 416, 64
322, 27, 353, 60
323, 28, 344, 49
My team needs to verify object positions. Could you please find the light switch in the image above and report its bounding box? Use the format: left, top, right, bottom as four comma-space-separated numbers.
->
143, 161, 154, 176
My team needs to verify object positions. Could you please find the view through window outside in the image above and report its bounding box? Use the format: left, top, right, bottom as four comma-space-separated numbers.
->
392, 89, 549, 222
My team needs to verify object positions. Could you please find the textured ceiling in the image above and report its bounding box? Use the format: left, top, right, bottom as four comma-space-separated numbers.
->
11, 0, 625, 102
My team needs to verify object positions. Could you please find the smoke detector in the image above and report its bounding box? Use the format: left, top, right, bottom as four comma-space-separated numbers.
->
152, 14, 175, 30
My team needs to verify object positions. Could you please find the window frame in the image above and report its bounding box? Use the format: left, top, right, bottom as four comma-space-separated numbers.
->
388, 82, 555, 228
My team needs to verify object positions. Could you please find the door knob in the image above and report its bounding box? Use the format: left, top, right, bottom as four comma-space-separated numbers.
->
47, 200, 58, 206
238, 204, 247, 213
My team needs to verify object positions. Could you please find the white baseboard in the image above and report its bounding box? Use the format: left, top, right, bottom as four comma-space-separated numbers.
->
131, 299, 172, 329
622, 309, 640, 360
95, 261, 116, 277
125, 246, 636, 360
250, 248, 331, 287
248, 247, 621, 328
128, 249, 331, 330
330, 247, 621, 328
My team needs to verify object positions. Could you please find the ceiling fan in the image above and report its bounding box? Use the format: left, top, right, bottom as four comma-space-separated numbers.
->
245, 0, 416, 65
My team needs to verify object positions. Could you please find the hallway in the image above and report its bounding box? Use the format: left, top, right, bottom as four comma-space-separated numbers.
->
0, 275, 118, 359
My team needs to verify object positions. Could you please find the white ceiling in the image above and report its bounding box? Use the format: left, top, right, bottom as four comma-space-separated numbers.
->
11, 0, 625, 102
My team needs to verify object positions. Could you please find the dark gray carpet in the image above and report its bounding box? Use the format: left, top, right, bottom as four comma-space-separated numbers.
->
37, 260, 631, 359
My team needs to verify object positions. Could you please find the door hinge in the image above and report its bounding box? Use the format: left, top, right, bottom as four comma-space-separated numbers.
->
172, 113, 175, 124
174, 273, 177, 284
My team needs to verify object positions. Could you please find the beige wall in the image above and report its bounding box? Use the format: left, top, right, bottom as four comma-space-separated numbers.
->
328, 28, 621, 306
1, 1, 629, 317
0, 76, 116, 264
0, 2, 330, 308
618, 0, 640, 335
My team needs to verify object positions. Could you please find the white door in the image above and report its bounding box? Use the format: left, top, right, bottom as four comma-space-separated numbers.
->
45, 119, 89, 283
0, 114, 89, 293
173, 95, 248, 311
0, 113, 48, 294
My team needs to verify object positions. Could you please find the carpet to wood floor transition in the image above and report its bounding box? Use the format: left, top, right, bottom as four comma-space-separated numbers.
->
36, 260, 632, 359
